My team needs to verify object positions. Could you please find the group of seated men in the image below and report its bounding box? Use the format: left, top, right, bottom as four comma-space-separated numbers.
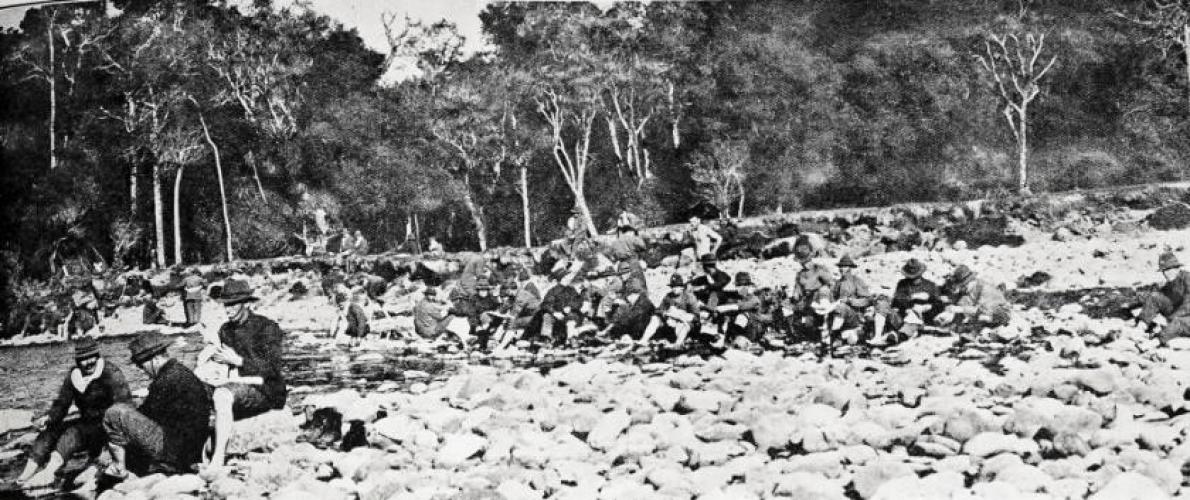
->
14, 278, 286, 489
358, 230, 1024, 352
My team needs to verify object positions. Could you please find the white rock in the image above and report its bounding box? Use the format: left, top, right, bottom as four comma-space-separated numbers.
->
434, 433, 487, 466
496, 480, 542, 500
587, 410, 631, 451
963, 432, 1040, 458
773, 471, 845, 500
0, 409, 33, 434
1089, 472, 1170, 500
147, 474, 204, 499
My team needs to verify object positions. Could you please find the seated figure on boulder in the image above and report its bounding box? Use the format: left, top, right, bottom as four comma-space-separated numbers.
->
689, 254, 731, 309
936, 265, 1011, 329
332, 287, 371, 347
205, 279, 288, 468
599, 279, 656, 342
872, 258, 942, 346
832, 255, 872, 311
788, 239, 837, 336
809, 289, 864, 346
640, 274, 703, 347
714, 272, 763, 347
413, 287, 452, 340
17, 338, 132, 488
104, 333, 211, 477
525, 268, 583, 347
1135, 251, 1190, 344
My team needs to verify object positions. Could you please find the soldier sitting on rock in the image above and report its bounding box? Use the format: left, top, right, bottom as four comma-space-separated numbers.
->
714, 272, 763, 348
871, 258, 942, 346
640, 274, 703, 348
689, 254, 731, 309
524, 268, 583, 347
787, 238, 837, 337
808, 288, 865, 347
1134, 251, 1190, 344
936, 265, 1012, 330
598, 279, 656, 343
832, 255, 873, 311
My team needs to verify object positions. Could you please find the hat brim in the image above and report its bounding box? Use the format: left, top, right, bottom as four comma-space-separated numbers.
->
74, 350, 101, 361
218, 294, 259, 305
130, 343, 168, 365
902, 267, 925, 278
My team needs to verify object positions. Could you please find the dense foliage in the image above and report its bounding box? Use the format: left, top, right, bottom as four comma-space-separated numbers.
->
2, 0, 1188, 289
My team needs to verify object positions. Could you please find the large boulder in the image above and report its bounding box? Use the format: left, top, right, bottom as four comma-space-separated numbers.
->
1145, 202, 1190, 230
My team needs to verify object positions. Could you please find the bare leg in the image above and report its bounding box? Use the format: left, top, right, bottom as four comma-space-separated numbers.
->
104, 444, 127, 478
208, 387, 235, 467
16, 460, 39, 482
20, 452, 63, 487
639, 316, 661, 345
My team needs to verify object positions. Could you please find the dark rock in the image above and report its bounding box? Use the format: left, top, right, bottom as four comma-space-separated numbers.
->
1145, 202, 1190, 230
941, 216, 1025, 249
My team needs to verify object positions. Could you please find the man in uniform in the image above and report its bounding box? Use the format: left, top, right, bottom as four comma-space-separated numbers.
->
1136, 252, 1190, 344
687, 216, 723, 259
872, 258, 942, 345
789, 238, 836, 336
640, 274, 703, 347
689, 254, 731, 309
832, 255, 872, 310
937, 265, 1011, 329
182, 268, 206, 328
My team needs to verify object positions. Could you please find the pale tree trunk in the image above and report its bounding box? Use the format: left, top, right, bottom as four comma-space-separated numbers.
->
129, 163, 138, 215
173, 164, 185, 265
152, 163, 165, 269
47, 18, 57, 170
1017, 104, 1029, 194
537, 93, 598, 237
1184, 25, 1190, 116
198, 112, 234, 262
246, 152, 267, 201
574, 185, 597, 237
520, 165, 531, 248
459, 185, 488, 251
737, 181, 746, 219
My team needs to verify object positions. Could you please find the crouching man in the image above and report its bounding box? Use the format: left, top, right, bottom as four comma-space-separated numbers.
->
104, 333, 211, 477
17, 338, 132, 488
1136, 252, 1190, 344
936, 265, 1011, 330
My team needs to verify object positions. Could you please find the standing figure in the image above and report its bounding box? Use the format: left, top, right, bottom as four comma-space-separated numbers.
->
181, 268, 206, 328
687, 217, 723, 260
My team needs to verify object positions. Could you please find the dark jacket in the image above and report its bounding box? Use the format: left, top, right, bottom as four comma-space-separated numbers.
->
218, 314, 287, 409
690, 268, 731, 306
833, 273, 872, 309
140, 359, 212, 467
892, 277, 942, 318
1164, 270, 1190, 318
607, 294, 657, 340
46, 360, 132, 427
540, 284, 582, 319
344, 303, 369, 338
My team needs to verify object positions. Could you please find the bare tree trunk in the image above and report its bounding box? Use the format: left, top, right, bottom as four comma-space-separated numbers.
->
247, 152, 267, 201
47, 18, 57, 170
198, 112, 234, 262
152, 163, 165, 269
1184, 24, 1190, 116
520, 164, 531, 248
173, 164, 185, 265
129, 162, 138, 215
460, 188, 488, 251
737, 182, 746, 219
574, 186, 597, 237
413, 213, 422, 254
1018, 104, 1029, 194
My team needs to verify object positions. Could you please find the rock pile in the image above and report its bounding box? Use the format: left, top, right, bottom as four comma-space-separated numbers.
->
94, 315, 1190, 499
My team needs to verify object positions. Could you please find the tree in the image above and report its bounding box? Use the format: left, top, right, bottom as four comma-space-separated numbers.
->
689, 140, 748, 219
1112, 1, 1190, 115
976, 31, 1057, 194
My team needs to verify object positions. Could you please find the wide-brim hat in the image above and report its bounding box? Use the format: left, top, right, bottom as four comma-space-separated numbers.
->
129, 332, 171, 365
424, 286, 439, 297
668, 274, 685, 287
902, 258, 927, 278
74, 337, 101, 361
1159, 252, 1182, 271
218, 278, 259, 305
735, 272, 753, 287
699, 253, 718, 265
949, 264, 975, 284
624, 278, 646, 295
837, 255, 857, 268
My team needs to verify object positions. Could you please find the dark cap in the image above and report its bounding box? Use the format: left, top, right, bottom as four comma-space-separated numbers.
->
128, 332, 170, 365
902, 258, 927, 279
74, 337, 101, 361
1159, 252, 1182, 271
734, 272, 753, 287
218, 278, 259, 305
836, 255, 857, 268
668, 274, 685, 287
